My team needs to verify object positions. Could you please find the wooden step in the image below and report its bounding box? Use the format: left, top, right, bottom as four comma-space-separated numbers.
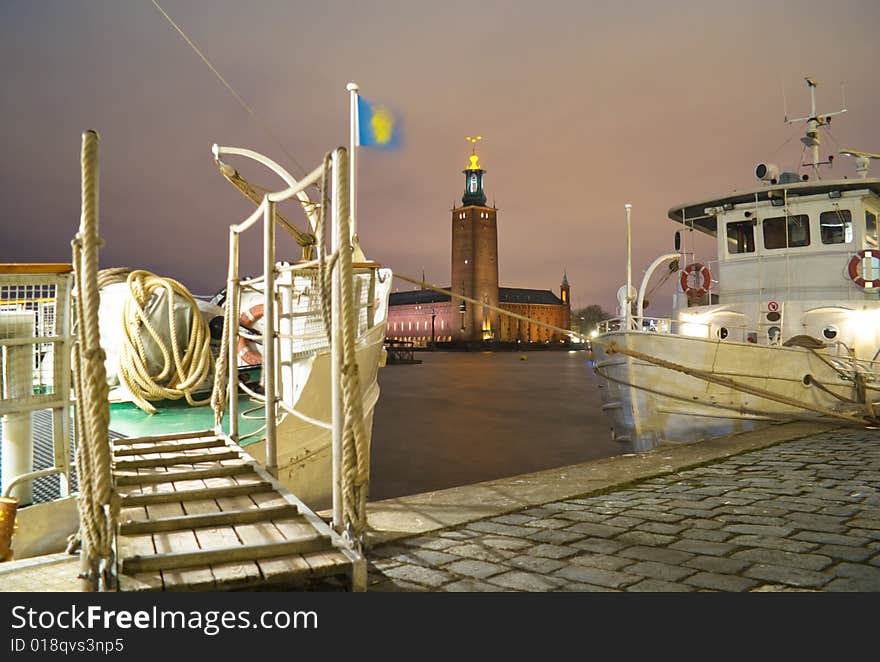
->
120, 504, 301, 535
114, 464, 254, 486
111, 429, 216, 446
113, 438, 227, 457
121, 535, 331, 574
119, 481, 275, 507
114, 450, 240, 470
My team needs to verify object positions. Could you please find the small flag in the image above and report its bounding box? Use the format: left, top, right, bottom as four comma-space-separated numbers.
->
357, 96, 402, 149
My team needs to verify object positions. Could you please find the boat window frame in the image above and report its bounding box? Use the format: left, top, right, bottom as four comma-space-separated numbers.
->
725, 219, 757, 255
761, 213, 811, 250
866, 205, 879, 249
819, 207, 853, 245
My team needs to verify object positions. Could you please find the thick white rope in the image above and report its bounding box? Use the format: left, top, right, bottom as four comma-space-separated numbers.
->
117, 270, 213, 414
72, 130, 115, 591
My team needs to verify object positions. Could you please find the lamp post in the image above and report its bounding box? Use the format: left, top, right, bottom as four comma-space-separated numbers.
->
430, 306, 436, 348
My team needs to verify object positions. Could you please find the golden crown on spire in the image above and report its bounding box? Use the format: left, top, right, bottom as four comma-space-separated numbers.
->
466, 135, 483, 170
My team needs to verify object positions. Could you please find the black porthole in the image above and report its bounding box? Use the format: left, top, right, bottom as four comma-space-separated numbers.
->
823, 326, 838, 340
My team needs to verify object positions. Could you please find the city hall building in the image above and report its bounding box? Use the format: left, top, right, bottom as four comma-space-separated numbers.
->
386, 147, 570, 346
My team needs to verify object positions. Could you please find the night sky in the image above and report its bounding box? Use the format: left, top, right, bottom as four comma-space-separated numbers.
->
2, 0, 879, 314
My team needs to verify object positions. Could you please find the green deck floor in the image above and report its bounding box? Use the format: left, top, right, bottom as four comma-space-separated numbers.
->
109, 395, 264, 446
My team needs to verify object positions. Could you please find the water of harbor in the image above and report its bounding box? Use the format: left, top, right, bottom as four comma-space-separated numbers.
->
369, 350, 621, 501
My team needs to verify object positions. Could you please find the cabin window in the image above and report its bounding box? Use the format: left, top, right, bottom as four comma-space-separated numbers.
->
726, 220, 755, 254
819, 209, 853, 245
866, 209, 878, 248
763, 214, 810, 249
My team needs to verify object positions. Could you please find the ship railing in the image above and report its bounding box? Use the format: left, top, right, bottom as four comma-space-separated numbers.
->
0, 264, 73, 504
216, 143, 375, 540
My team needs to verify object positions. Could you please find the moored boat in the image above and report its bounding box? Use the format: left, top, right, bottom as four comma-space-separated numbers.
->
592, 78, 880, 451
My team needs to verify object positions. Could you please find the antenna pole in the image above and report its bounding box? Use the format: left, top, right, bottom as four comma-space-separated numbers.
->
807, 78, 820, 175
625, 203, 633, 330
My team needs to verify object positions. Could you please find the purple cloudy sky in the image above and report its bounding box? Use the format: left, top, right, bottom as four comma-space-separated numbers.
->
2, 0, 879, 313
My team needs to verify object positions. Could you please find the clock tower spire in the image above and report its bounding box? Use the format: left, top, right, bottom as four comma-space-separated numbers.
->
451, 135, 499, 342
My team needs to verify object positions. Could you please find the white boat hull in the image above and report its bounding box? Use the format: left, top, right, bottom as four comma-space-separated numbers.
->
592, 331, 866, 452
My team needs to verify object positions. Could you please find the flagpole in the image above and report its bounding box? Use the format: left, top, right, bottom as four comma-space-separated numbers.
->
346, 82, 359, 245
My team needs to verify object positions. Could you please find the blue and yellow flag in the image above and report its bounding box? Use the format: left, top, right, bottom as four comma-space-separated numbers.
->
357, 96, 402, 150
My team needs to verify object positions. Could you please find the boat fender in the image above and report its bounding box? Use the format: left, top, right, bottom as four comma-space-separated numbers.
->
680, 262, 711, 299
238, 304, 264, 366
847, 250, 880, 289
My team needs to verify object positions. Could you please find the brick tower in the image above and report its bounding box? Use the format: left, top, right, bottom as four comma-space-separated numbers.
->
451, 137, 499, 342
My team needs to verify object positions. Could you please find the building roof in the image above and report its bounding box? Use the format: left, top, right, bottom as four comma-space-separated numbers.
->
389, 289, 451, 306
499, 287, 563, 305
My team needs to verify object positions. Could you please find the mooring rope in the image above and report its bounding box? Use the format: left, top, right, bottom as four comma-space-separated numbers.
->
71, 130, 115, 591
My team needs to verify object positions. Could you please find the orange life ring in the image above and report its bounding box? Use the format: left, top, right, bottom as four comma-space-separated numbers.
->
680, 262, 711, 298
237, 304, 264, 366
847, 250, 880, 289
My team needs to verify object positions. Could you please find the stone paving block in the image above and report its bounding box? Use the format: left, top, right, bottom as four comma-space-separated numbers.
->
370, 557, 404, 572
443, 578, 509, 592
743, 564, 832, 589
529, 543, 579, 559
848, 528, 880, 541
526, 529, 584, 545
382, 564, 456, 589
618, 545, 694, 565
444, 543, 517, 562
684, 555, 750, 575
848, 518, 880, 531
723, 524, 795, 537
636, 521, 687, 536
680, 528, 734, 543
731, 548, 833, 571
524, 517, 578, 530
542, 501, 587, 512
488, 571, 565, 592
615, 530, 677, 547
445, 559, 508, 579
625, 561, 696, 582
400, 536, 460, 551
552, 565, 639, 589
686, 518, 726, 530
620, 509, 684, 523
829, 562, 880, 589
564, 521, 628, 538
784, 511, 847, 533
520, 506, 559, 518
672, 507, 721, 519
792, 530, 869, 547
669, 539, 737, 557
491, 513, 536, 526
816, 545, 875, 563
569, 537, 628, 555
627, 578, 694, 592
570, 553, 634, 572
398, 549, 460, 567
507, 555, 566, 574
466, 520, 538, 538
684, 572, 760, 592
554, 510, 611, 524
370, 544, 410, 559
716, 514, 790, 527
603, 516, 645, 529
480, 536, 533, 551
438, 529, 481, 541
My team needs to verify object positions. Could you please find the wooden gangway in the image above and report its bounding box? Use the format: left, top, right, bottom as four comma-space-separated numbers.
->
112, 429, 364, 592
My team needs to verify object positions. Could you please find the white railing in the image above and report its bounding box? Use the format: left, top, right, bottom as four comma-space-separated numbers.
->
0, 268, 73, 502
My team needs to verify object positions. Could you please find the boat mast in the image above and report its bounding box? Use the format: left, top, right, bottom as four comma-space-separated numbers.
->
785, 77, 847, 180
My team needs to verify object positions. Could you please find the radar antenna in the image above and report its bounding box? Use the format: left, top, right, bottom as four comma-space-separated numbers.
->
785, 77, 847, 180
839, 149, 880, 179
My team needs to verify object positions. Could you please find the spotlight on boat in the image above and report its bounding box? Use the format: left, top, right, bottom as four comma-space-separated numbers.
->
755, 163, 780, 182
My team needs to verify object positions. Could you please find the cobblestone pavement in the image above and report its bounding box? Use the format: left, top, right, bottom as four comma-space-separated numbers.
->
368, 429, 880, 592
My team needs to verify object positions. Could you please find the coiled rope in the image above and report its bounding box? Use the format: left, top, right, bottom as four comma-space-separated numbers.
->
117, 270, 213, 414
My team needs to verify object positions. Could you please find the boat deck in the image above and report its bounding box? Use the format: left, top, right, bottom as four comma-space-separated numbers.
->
113, 429, 363, 591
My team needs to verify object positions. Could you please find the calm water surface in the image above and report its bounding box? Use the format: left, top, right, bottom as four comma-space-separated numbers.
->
369, 350, 621, 500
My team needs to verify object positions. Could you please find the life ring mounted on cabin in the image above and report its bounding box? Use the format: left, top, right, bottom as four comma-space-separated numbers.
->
847, 250, 880, 289
680, 262, 712, 299
238, 303, 264, 366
